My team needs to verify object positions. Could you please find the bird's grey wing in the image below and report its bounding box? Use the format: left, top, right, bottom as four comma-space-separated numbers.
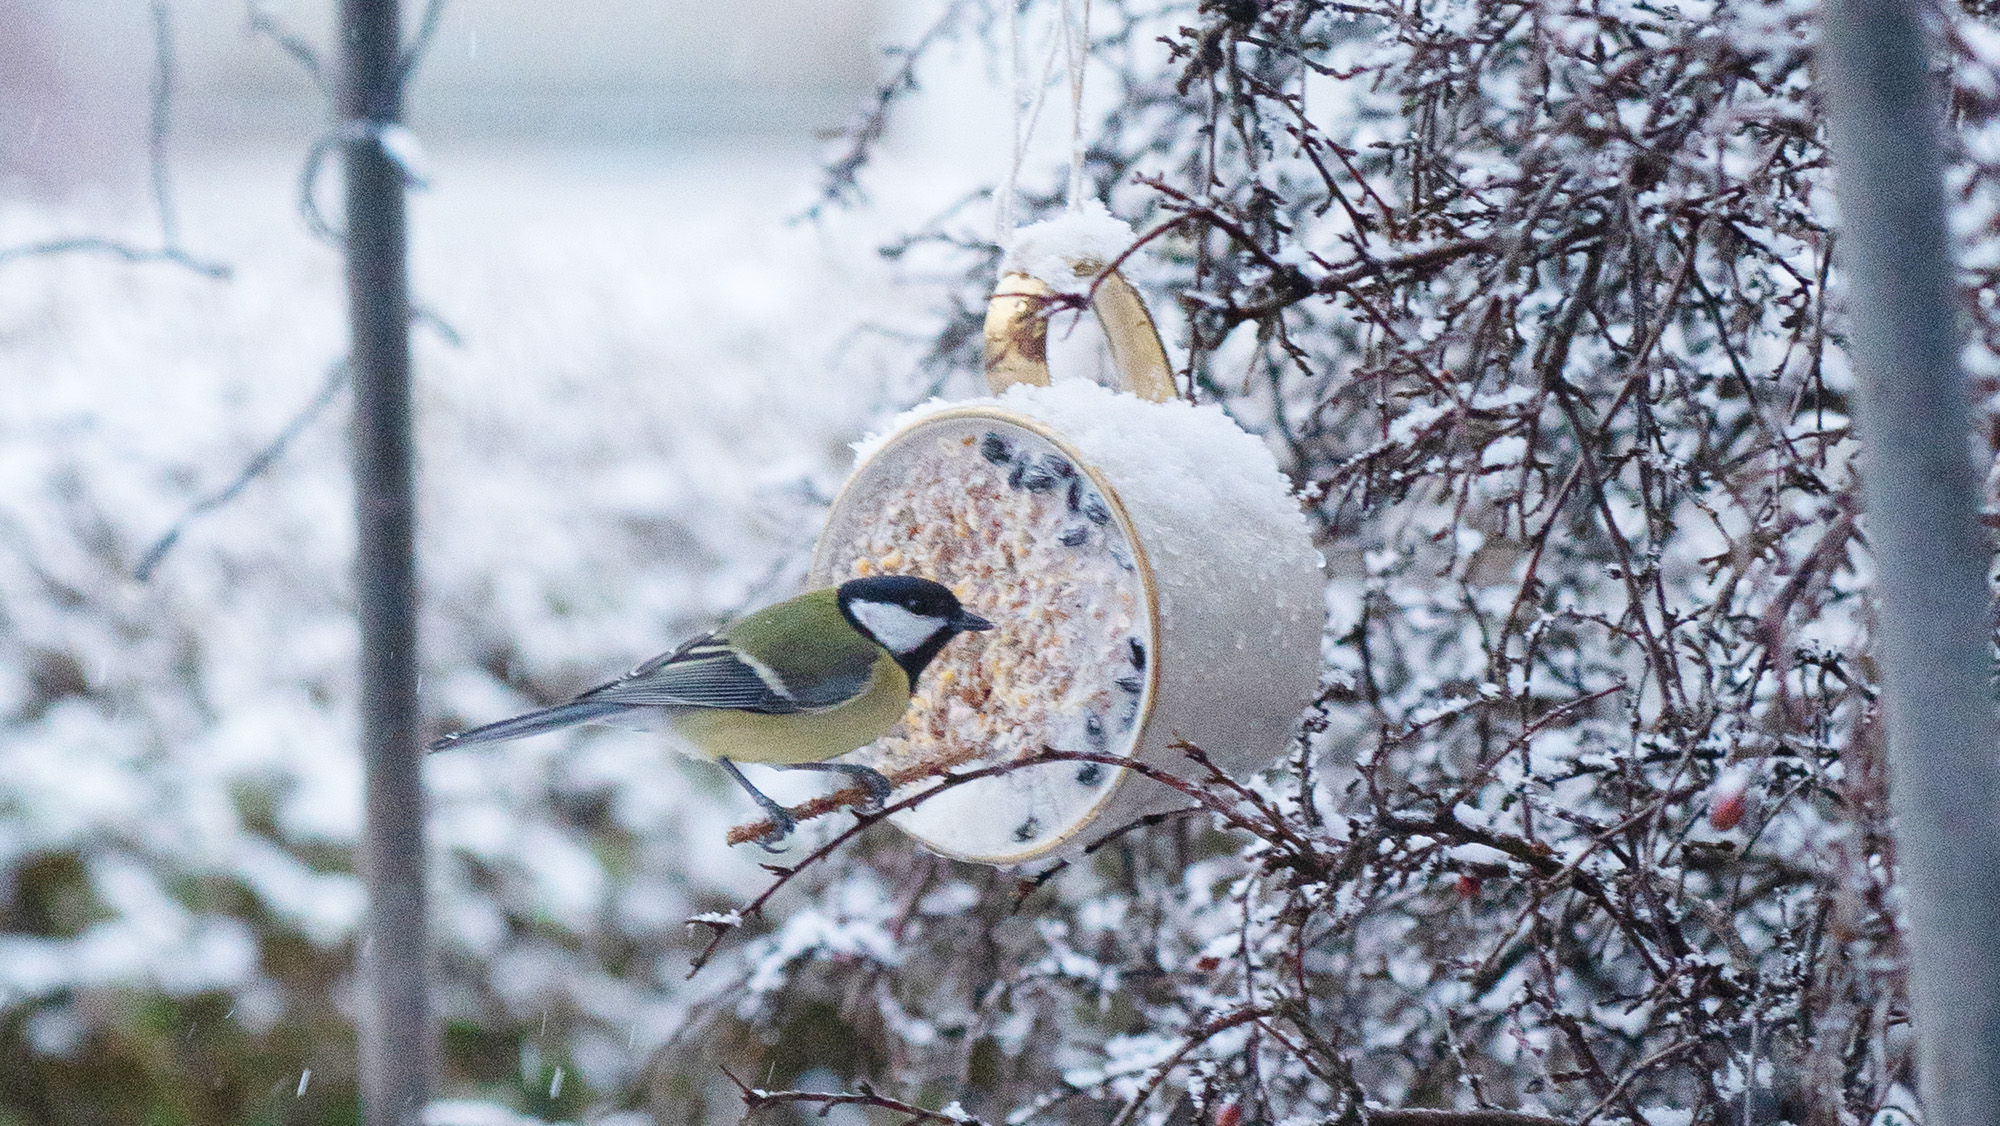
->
579, 637, 802, 714
782, 649, 879, 710
622, 632, 712, 679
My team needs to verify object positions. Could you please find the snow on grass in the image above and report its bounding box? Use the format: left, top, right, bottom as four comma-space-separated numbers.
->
0, 141, 966, 1086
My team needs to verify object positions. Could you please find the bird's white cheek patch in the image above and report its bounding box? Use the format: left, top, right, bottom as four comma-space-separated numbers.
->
849, 602, 945, 655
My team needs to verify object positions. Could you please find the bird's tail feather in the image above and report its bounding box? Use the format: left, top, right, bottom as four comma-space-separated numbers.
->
428, 700, 626, 752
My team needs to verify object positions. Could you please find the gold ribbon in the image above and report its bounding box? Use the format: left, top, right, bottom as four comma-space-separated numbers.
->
982, 267, 1176, 404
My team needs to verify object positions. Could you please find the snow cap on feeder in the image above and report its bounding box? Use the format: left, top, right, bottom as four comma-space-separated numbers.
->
987, 205, 1177, 405
1001, 199, 1137, 294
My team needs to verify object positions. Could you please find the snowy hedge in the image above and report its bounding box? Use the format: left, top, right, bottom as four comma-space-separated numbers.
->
9, 0, 2000, 1123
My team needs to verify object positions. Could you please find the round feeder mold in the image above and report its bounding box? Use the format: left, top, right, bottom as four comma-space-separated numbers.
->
808, 249, 1324, 865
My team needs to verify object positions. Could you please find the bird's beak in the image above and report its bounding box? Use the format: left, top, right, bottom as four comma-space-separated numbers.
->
953, 610, 995, 632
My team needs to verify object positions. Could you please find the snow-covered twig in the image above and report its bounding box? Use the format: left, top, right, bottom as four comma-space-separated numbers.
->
725, 1067, 989, 1126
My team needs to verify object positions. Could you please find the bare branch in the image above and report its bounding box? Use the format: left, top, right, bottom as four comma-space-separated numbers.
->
398, 0, 449, 85
725, 1068, 990, 1126
0, 237, 228, 277
800, 0, 975, 219
134, 360, 351, 582
0, 0, 230, 278
246, 2, 328, 93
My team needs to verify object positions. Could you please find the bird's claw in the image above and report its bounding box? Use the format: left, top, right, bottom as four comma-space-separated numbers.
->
720, 758, 799, 852
768, 761, 894, 815
855, 767, 894, 813
755, 808, 797, 853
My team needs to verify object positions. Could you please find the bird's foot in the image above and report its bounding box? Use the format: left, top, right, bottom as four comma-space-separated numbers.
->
852, 766, 893, 813
720, 757, 798, 852
782, 761, 894, 813
754, 808, 797, 853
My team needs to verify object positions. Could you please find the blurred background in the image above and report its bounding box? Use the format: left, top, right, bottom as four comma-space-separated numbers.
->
4, 1, 1936, 1124
7, 0, 881, 170
0, 0, 1041, 1121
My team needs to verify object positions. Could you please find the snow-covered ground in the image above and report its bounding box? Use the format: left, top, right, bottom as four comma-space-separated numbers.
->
0, 133, 1005, 1110
0, 0, 1177, 1107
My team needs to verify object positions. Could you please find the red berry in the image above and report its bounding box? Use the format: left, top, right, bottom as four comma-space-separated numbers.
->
1709, 768, 1751, 831
1709, 791, 1746, 831
1455, 873, 1481, 899
1216, 1103, 1242, 1126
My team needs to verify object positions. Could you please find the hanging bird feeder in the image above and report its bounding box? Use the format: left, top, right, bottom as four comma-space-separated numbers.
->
794, 210, 1325, 866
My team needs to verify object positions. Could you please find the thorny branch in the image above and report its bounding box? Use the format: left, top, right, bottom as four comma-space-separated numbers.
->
689, 0, 1968, 1122
726, 1067, 990, 1126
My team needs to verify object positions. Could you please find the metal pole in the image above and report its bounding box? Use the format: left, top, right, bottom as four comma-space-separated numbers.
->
339, 0, 431, 1121
1818, 0, 2000, 1119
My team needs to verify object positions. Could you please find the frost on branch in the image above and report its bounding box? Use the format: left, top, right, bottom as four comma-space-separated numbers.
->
13, 0, 2000, 1118
678, 0, 2000, 1122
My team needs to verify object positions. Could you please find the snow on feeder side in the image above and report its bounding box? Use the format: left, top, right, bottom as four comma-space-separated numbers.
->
807, 212, 1325, 865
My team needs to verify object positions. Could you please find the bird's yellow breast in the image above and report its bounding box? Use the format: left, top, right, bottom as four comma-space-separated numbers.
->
670, 651, 912, 765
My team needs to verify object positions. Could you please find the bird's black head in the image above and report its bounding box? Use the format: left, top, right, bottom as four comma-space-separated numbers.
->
837, 575, 994, 681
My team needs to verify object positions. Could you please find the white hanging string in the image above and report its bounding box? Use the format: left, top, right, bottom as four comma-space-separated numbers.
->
1058, 0, 1090, 212
996, 0, 1081, 246
997, 0, 1027, 244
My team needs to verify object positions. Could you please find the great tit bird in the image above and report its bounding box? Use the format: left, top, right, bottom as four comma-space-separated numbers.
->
429, 575, 993, 848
